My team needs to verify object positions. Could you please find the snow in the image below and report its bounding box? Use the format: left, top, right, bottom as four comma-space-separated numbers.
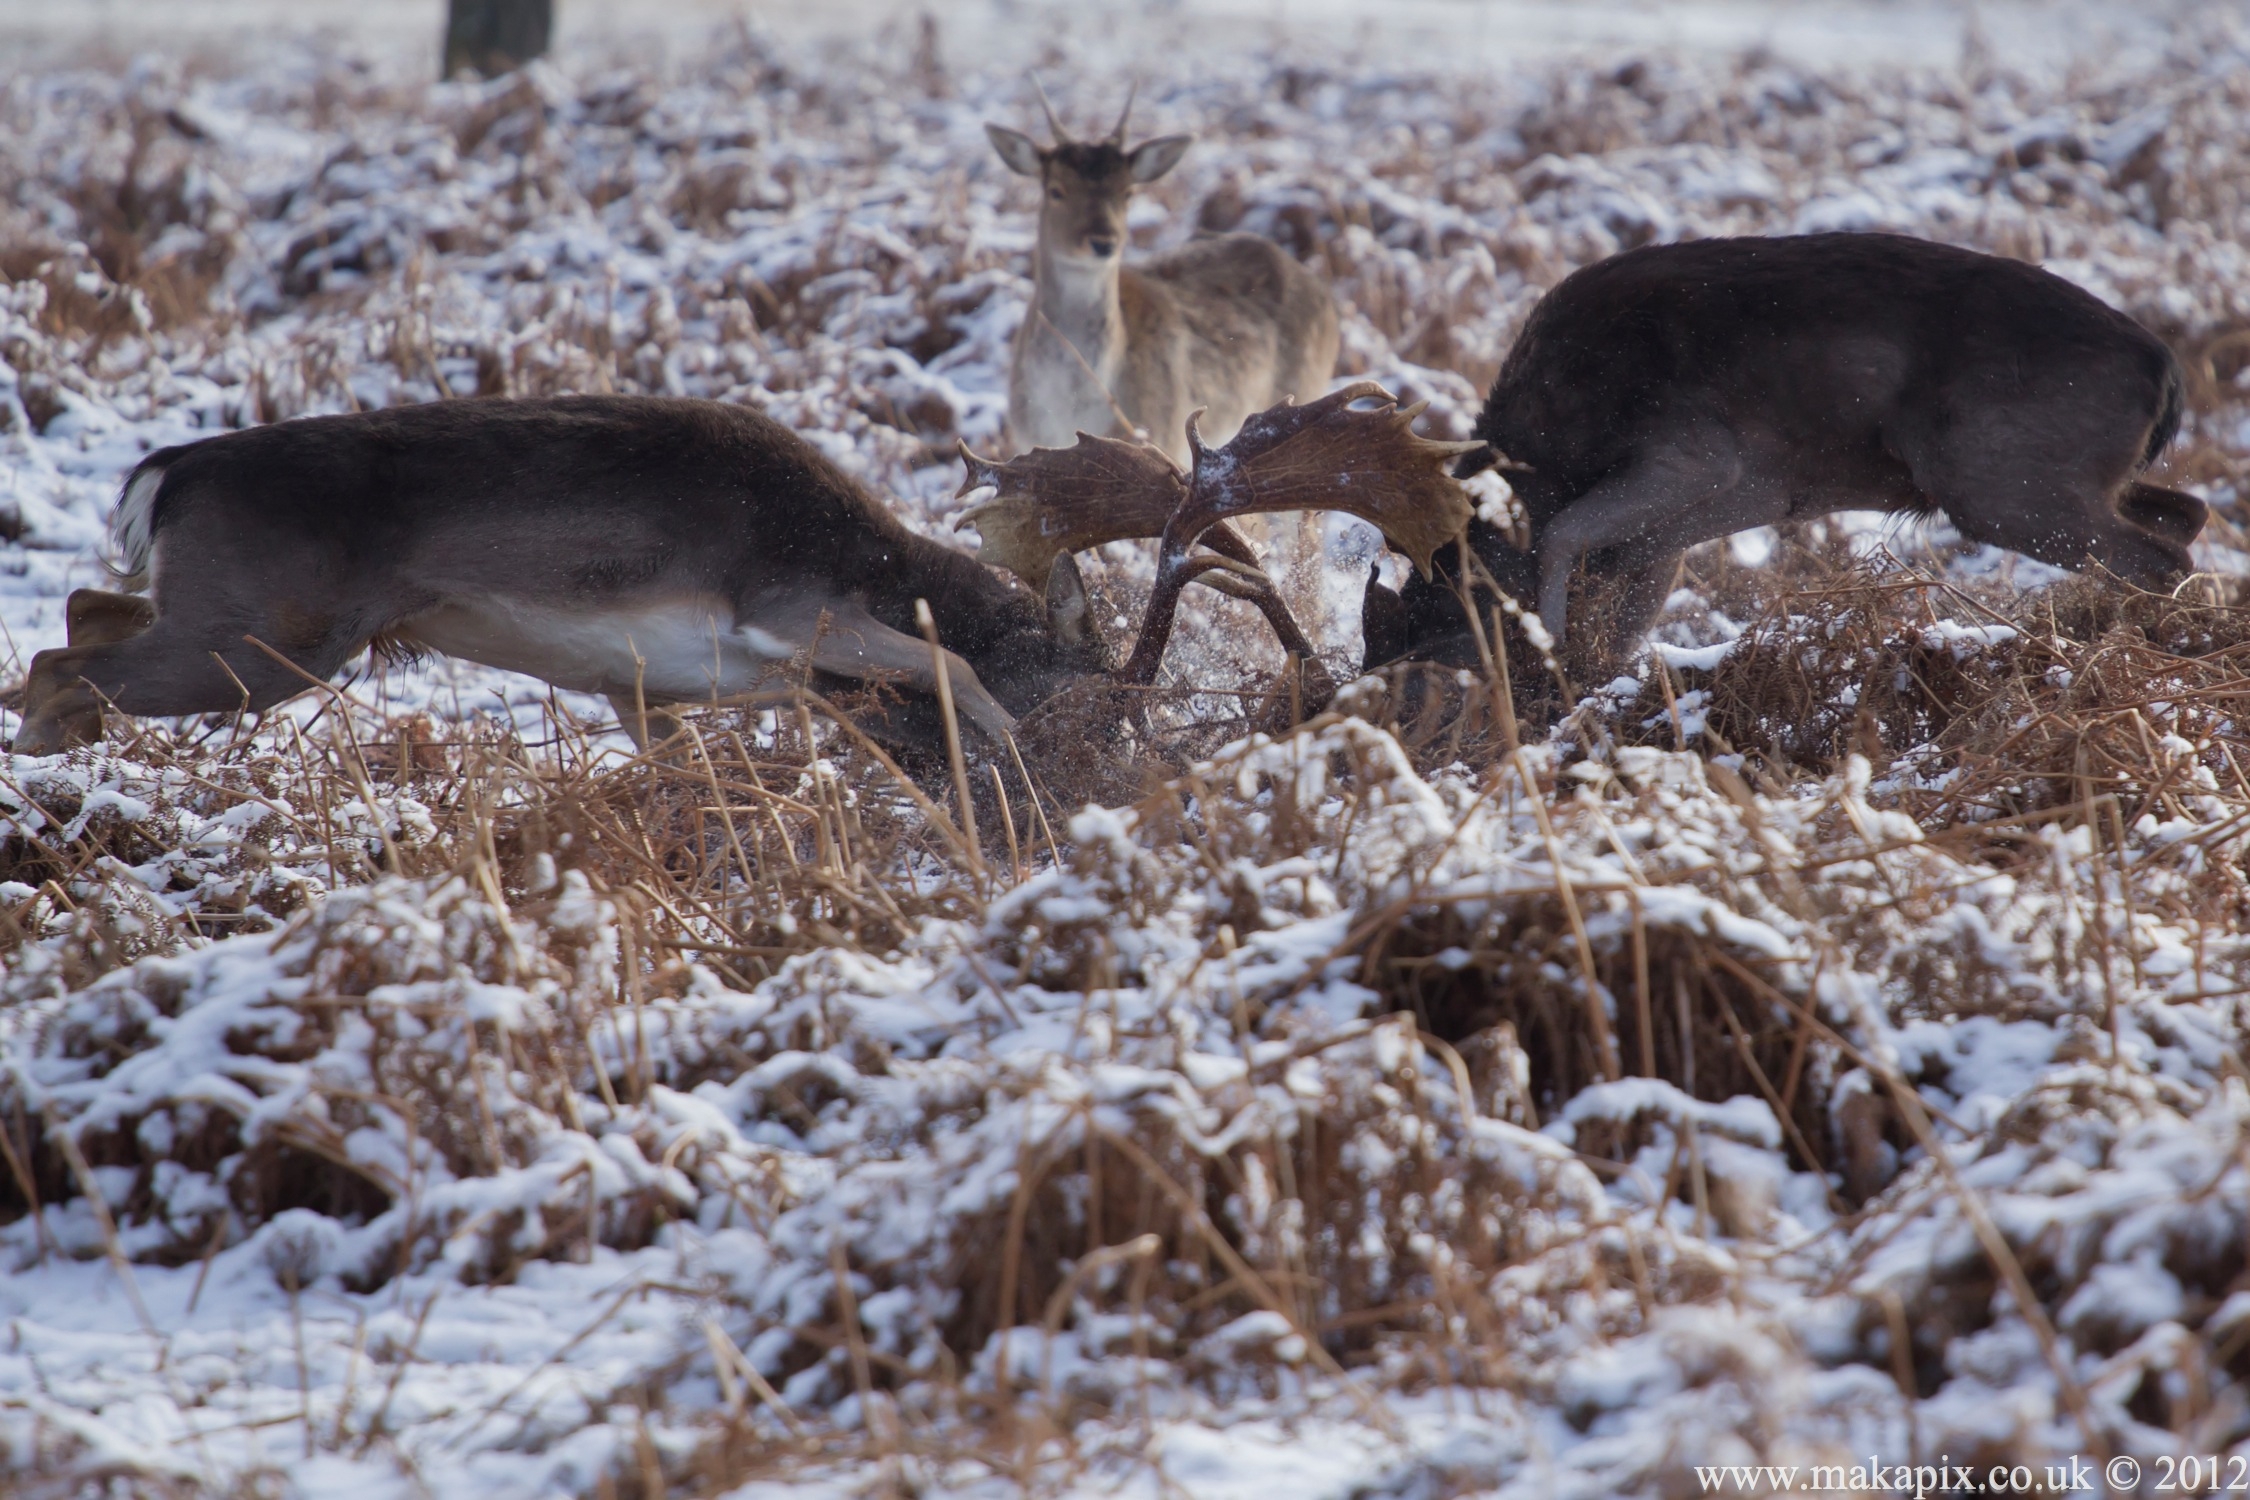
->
7, 2, 2250, 1495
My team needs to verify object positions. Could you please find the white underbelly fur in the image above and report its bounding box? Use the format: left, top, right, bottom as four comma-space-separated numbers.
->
399, 597, 795, 700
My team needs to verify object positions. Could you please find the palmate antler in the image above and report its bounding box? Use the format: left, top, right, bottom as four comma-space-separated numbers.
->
958, 381, 1481, 687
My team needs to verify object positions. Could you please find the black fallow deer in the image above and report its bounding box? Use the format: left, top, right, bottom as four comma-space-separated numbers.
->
13, 389, 1467, 758
1363, 233, 2205, 680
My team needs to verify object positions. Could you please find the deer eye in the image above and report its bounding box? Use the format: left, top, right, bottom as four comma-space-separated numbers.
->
1047, 186, 1064, 201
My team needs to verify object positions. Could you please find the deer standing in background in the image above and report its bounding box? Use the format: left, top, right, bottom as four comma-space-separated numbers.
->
986, 90, 1342, 635
11, 388, 1465, 760
1363, 233, 2207, 682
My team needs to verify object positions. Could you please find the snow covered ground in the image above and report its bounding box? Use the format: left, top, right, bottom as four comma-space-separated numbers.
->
6, 4, 2250, 1497
0, 0, 2213, 78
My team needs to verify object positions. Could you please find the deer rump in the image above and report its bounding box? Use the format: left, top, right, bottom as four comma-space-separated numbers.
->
1365, 232, 2204, 678
15, 396, 1075, 755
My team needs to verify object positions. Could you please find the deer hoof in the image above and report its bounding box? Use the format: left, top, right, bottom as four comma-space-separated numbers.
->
13, 653, 106, 756
11, 708, 101, 757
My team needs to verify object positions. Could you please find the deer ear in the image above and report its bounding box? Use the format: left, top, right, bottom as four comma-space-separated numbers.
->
986, 124, 1046, 177
1045, 551, 1096, 650
1127, 134, 1192, 183
1451, 443, 1500, 479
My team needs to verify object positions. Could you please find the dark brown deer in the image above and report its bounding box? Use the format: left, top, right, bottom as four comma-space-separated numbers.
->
1364, 233, 2205, 680
12, 389, 1463, 758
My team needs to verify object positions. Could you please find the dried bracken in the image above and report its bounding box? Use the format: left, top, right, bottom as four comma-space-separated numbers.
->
5, 11, 2250, 1500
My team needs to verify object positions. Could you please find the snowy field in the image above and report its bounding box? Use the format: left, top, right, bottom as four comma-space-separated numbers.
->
7, 3, 2250, 1497
0, 0, 2209, 76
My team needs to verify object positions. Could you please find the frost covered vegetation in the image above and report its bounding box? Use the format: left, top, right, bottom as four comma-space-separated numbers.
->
7, 9, 2250, 1497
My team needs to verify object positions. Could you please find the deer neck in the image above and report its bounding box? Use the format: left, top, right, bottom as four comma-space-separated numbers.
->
1030, 243, 1126, 378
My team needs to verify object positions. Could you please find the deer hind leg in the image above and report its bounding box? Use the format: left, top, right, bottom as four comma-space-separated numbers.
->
2120, 483, 2207, 551
17, 648, 111, 755
14, 591, 165, 754
14, 607, 361, 756
1902, 384, 2195, 589
17, 626, 269, 756
67, 588, 158, 648
1912, 456, 2193, 590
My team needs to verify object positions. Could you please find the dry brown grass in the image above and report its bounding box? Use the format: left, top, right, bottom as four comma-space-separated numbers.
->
1658, 567, 2250, 833
7, 607, 2250, 1493
9, 20, 2250, 1496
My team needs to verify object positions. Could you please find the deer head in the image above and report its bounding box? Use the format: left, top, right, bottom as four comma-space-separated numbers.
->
958, 382, 1481, 697
986, 83, 1191, 266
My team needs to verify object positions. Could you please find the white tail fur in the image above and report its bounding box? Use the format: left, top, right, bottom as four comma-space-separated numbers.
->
107, 463, 168, 589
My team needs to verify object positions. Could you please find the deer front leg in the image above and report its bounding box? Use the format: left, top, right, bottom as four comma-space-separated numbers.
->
793, 600, 1017, 745
1535, 431, 1754, 650
1574, 551, 1687, 682
605, 695, 688, 752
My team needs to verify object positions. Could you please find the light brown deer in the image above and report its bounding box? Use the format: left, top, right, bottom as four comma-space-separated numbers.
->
987, 89, 1342, 630
11, 389, 1466, 760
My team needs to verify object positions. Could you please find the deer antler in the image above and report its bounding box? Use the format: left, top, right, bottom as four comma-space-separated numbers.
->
957, 432, 1186, 592
1109, 81, 1138, 145
1029, 74, 1069, 144
958, 383, 1480, 689
1120, 383, 1480, 684
1178, 382, 1483, 577
955, 432, 1281, 669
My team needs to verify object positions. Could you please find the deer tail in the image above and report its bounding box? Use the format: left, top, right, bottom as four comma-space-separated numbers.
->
106, 457, 172, 590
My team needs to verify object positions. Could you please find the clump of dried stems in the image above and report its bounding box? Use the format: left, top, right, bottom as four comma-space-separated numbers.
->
8, 18, 2250, 1497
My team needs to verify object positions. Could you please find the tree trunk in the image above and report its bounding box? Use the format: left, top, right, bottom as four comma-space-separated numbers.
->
443, 0, 553, 80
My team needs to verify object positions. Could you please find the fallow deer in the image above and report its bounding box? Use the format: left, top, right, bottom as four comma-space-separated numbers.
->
11, 388, 1467, 759
1363, 233, 2205, 680
987, 90, 1342, 626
